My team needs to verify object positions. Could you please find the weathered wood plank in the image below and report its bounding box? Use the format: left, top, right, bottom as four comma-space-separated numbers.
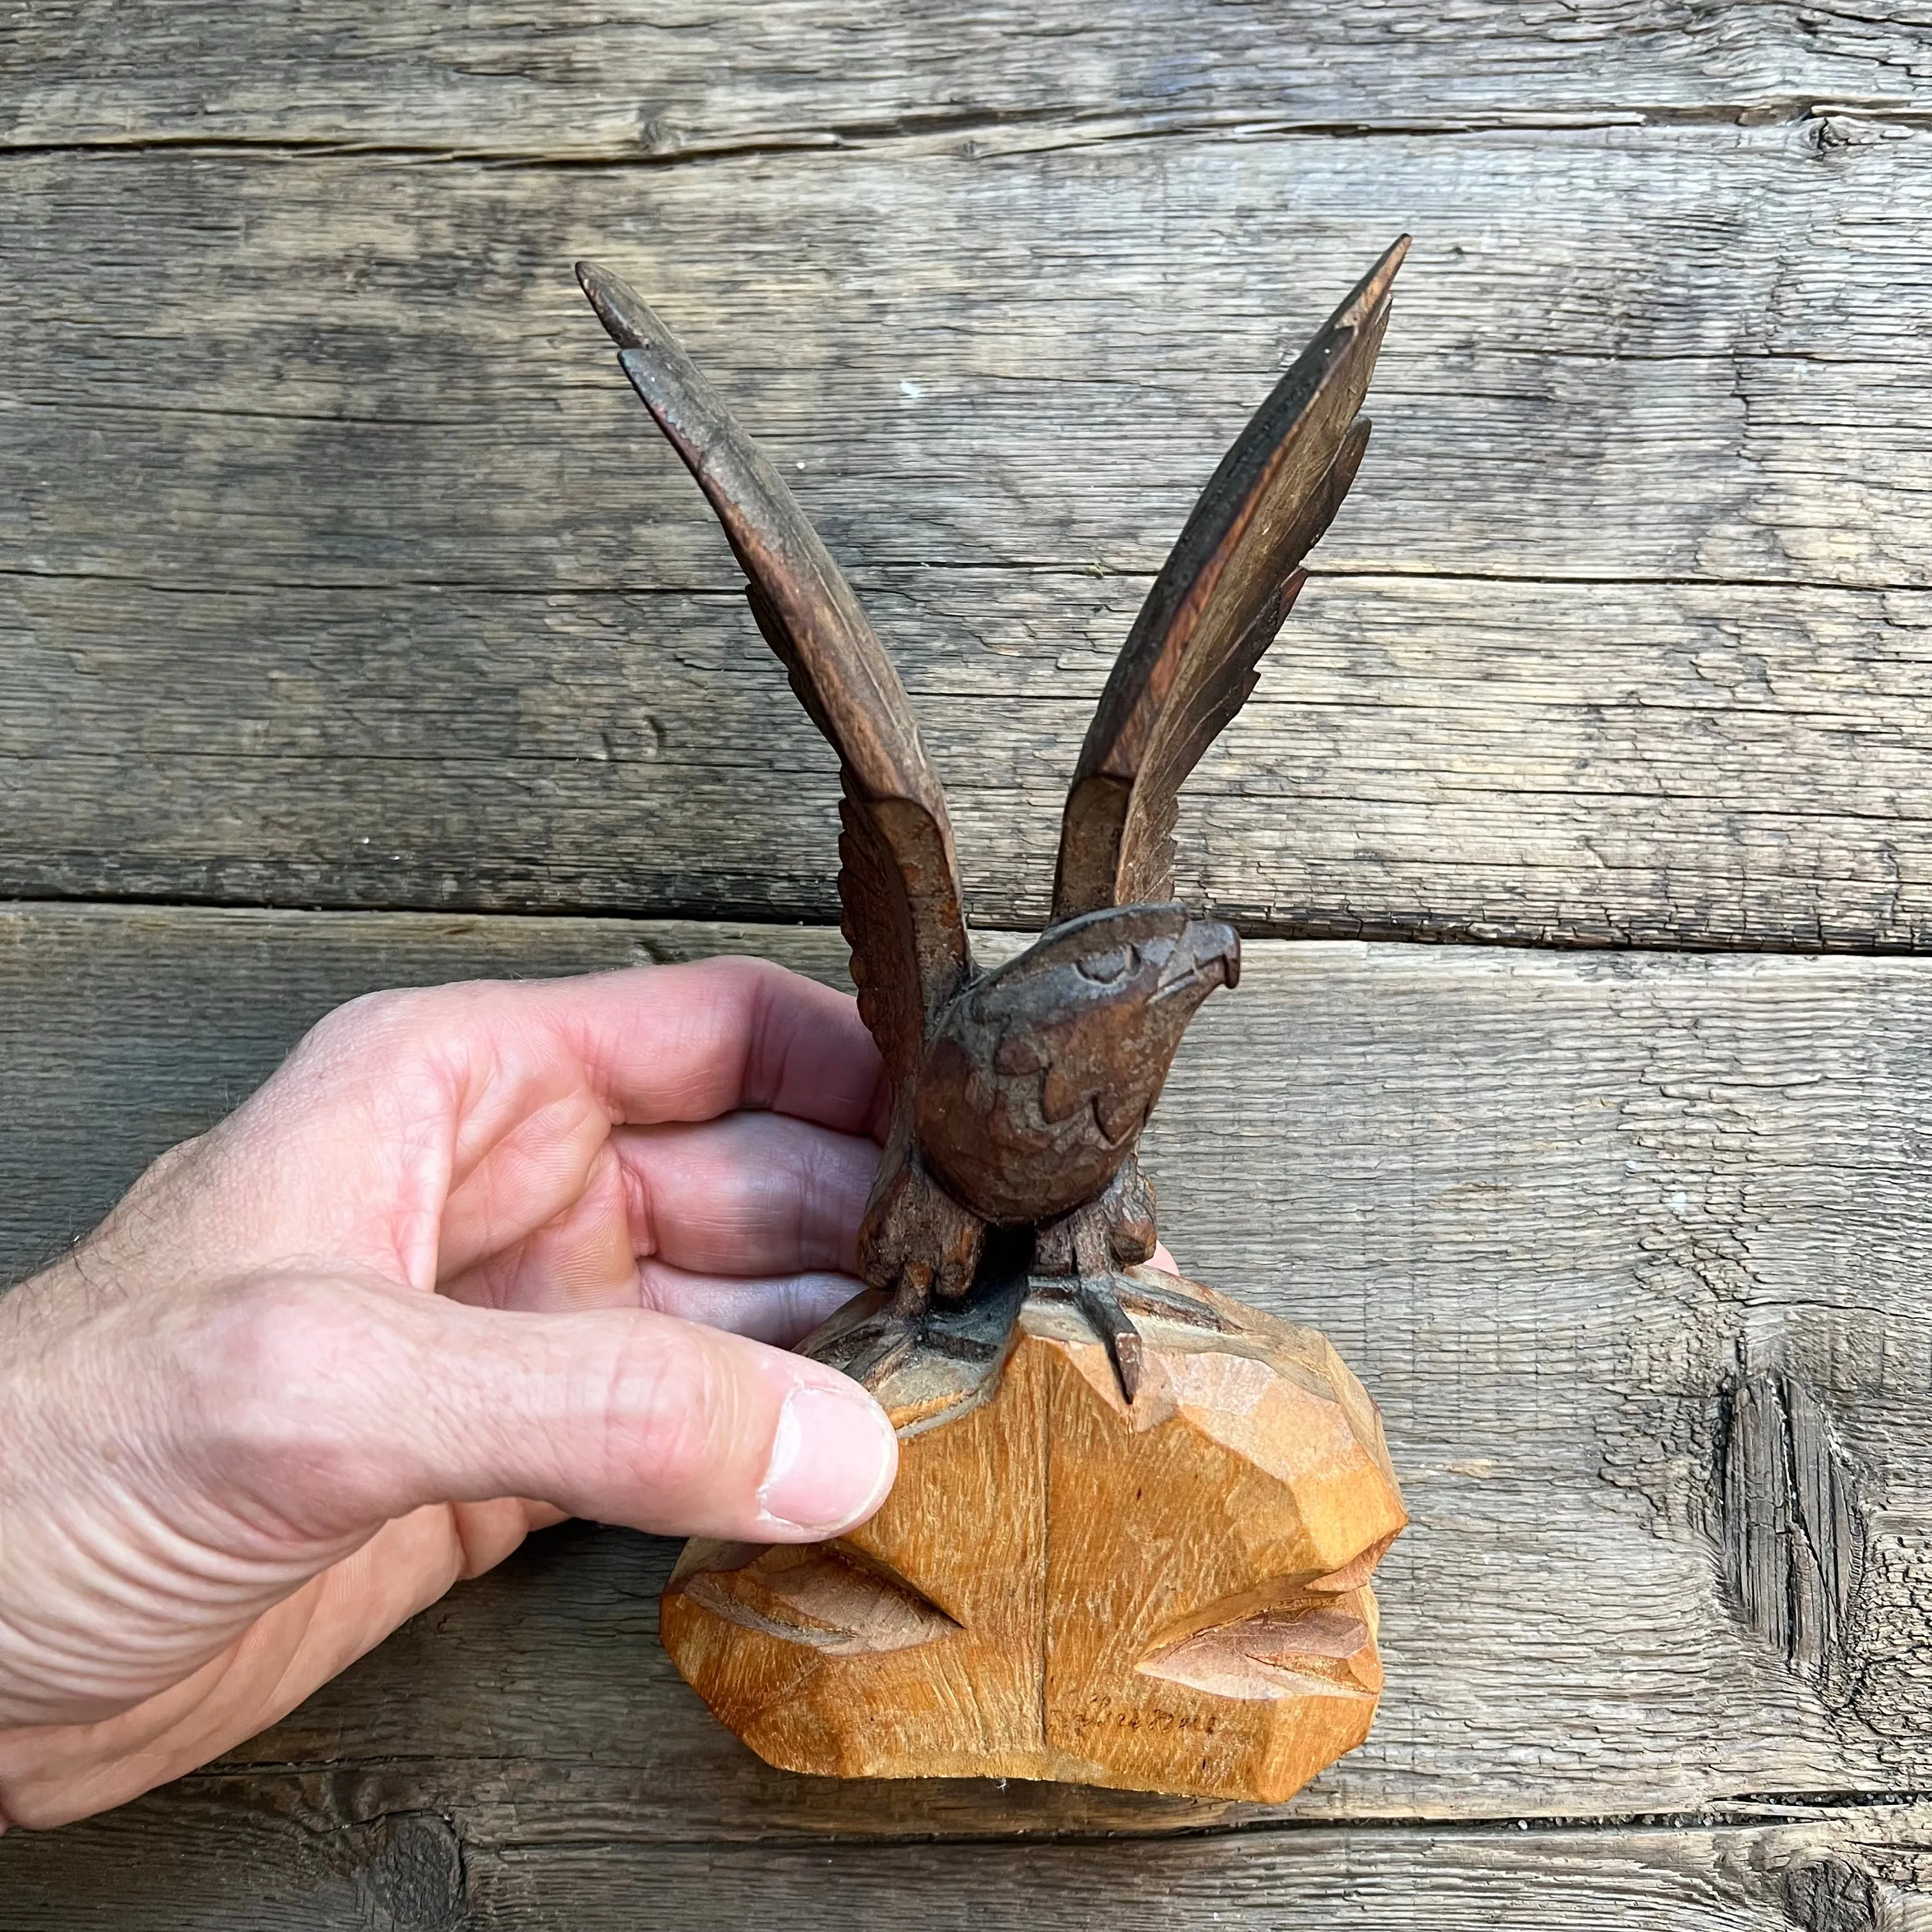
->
4, 903, 1931, 1836
6, 0, 1928, 160
6, 123, 1932, 944
10, 571, 1931, 946
462, 1812, 1932, 1931
3, 1785, 1924, 1931
10, 130, 1929, 592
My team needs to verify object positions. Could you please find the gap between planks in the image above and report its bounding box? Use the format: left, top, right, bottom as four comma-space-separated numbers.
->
1, 894, 1923, 961
4, 98, 1929, 170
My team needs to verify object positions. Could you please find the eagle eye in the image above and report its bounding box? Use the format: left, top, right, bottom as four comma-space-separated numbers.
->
1075, 945, 1137, 985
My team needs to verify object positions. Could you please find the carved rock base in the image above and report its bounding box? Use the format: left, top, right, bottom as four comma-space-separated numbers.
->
661, 1268, 1406, 1801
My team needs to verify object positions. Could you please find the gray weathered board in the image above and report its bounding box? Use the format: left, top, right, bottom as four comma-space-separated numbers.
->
8, 0, 1932, 1922
4, 904, 1932, 1922
7, 0, 1930, 155
6, 37, 1932, 946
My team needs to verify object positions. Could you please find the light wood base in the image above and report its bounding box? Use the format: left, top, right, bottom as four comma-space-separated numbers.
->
661, 1268, 1406, 1800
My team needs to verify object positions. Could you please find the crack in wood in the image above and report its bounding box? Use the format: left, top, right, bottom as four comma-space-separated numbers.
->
1705, 1370, 1868, 1704
8, 98, 1928, 169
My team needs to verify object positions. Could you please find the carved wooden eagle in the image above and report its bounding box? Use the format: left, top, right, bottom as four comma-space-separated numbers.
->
579, 241, 1405, 1397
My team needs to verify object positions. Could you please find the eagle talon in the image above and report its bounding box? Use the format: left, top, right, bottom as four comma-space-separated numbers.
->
1114, 1277, 1228, 1332
1074, 1274, 1147, 1404
843, 1317, 920, 1392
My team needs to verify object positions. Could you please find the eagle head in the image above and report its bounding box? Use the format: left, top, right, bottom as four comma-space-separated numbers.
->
913, 903, 1239, 1227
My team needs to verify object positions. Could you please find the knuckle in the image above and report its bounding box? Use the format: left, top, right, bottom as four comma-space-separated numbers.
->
279, 980, 503, 1114
699, 953, 795, 1023
302, 984, 445, 1063
190, 1274, 343, 1437
599, 1323, 747, 1489
698, 953, 780, 991
183, 1273, 402, 1528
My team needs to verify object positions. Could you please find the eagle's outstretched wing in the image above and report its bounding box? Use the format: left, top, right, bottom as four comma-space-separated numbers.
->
578, 263, 970, 1084
1052, 237, 1407, 919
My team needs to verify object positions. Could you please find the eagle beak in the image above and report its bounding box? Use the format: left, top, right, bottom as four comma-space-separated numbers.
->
1154, 919, 1242, 1002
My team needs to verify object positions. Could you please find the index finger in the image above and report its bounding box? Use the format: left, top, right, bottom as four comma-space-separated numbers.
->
526, 954, 889, 1138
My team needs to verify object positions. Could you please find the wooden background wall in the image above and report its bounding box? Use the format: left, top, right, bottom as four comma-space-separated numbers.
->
5, 4, 1932, 1924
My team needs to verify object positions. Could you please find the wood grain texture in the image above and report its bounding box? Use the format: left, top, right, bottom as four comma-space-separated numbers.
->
12, 130, 1931, 593
5, 0, 1929, 158
4, 904, 1932, 1843
1051, 234, 1401, 921
3, 1786, 1925, 1931
4, 122, 1932, 945
664, 1278, 1404, 1797
10, 570, 1932, 946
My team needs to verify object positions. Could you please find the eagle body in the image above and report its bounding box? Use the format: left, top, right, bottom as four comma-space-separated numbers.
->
915, 905, 1238, 1229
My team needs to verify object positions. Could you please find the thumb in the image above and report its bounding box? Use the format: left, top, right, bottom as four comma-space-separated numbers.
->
206, 1274, 900, 1545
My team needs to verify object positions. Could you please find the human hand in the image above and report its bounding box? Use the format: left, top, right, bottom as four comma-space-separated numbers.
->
0, 958, 900, 1828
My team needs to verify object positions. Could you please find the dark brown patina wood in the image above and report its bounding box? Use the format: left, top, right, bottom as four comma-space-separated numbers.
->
579, 247, 1404, 1394
1053, 239, 1405, 923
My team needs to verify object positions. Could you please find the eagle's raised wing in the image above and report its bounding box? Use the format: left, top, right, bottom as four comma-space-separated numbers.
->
578, 263, 970, 1085
1052, 238, 1407, 920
